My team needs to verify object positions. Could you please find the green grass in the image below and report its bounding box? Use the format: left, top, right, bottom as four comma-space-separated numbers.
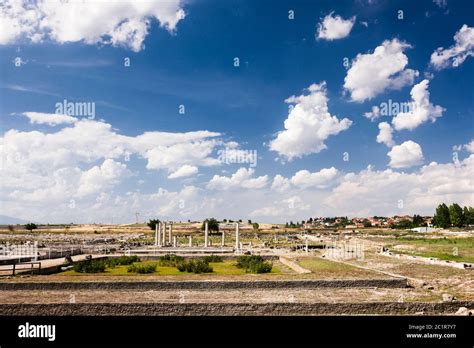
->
383, 237, 474, 263
60, 260, 281, 276
392, 250, 474, 263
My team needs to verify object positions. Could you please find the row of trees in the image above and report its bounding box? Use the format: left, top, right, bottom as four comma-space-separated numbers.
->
432, 203, 474, 228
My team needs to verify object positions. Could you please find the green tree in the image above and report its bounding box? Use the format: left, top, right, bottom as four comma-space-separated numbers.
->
412, 214, 424, 227
147, 219, 160, 231
449, 203, 464, 227
201, 218, 219, 232
395, 219, 413, 229
252, 222, 259, 230
433, 203, 451, 228
362, 219, 372, 228
24, 223, 37, 232
463, 206, 474, 225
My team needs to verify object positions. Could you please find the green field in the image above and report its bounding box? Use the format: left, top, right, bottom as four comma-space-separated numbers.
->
60, 260, 281, 276
384, 237, 474, 263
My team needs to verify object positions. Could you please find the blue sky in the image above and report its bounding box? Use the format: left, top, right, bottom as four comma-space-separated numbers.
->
0, 0, 473, 223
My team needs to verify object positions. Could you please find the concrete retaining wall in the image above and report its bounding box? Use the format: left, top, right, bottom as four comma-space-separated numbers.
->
0, 278, 407, 290
0, 301, 471, 316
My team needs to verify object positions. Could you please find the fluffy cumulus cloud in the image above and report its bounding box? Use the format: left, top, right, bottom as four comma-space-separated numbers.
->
317, 12, 355, 40
289, 167, 338, 189
0, 117, 224, 211
0, 0, 185, 51
271, 175, 291, 193
387, 140, 424, 168
2, 143, 473, 223
19, 112, 77, 126
168, 165, 199, 179
77, 159, 130, 197
363, 106, 381, 121
464, 140, 474, 153
391, 79, 445, 131
376, 122, 395, 148
270, 167, 339, 192
269, 82, 352, 160
207, 167, 268, 190
430, 25, 474, 69
344, 39, 419, 102
324, 155, 474, 217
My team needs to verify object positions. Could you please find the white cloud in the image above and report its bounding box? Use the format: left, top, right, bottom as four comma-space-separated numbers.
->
376, 122, 395, 147
207, 167, 268, 190
270, 168, 339, 192
269, 82, 352, 160
77, 159, 130, 197
324, 155, 474, 217
344, 39, 419, 102
317, 12, 355, 40
250, 196, 310, 218
387, 140, 424, 168
430, 25, 474, 70
1, 118, 222, 175
0, 117, 225, 208
2, 152, 473, 224
289, 167, 339, 189
0, 0, 186, 51
271, 175, 291, 193
391, 79, 445, 131
364, 105, 381, 121
464, 140, 474, 153
20, 112, 77, 126
168, 165, 198, 179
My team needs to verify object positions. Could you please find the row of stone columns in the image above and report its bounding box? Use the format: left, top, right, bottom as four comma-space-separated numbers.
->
154, 221, 241, 250
154, 222, 173, 247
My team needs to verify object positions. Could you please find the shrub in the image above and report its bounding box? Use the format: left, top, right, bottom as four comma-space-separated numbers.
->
106, 255, 140, 267
73, 259, 106, 273
127, 263, 157, 274
203, 255, 223, 263
24, 223, 37, 232
147, 219, 161, 231
235, 255, 272, 273
176, 259, 213, 273
159, 254, 184, 267
201, 218, 219, 232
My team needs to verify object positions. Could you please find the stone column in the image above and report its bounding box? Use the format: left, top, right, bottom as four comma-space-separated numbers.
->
221, 232, 225, 247
162, 222, 166, 245
158, 222, 162, 247
173, 236, 177, 248
168, 223, 172, 245
204, 222, 209, 248
189, 235, 192, 247
305, 236, 309, 254
235, 223, 240, 250
156, 223, 162, 247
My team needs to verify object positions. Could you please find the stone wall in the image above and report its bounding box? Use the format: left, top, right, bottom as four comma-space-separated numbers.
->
0, 301, 472, 316
0, 278, 407, 290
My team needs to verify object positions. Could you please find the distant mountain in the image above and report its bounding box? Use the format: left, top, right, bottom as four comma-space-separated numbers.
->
0, 215, 29, 225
